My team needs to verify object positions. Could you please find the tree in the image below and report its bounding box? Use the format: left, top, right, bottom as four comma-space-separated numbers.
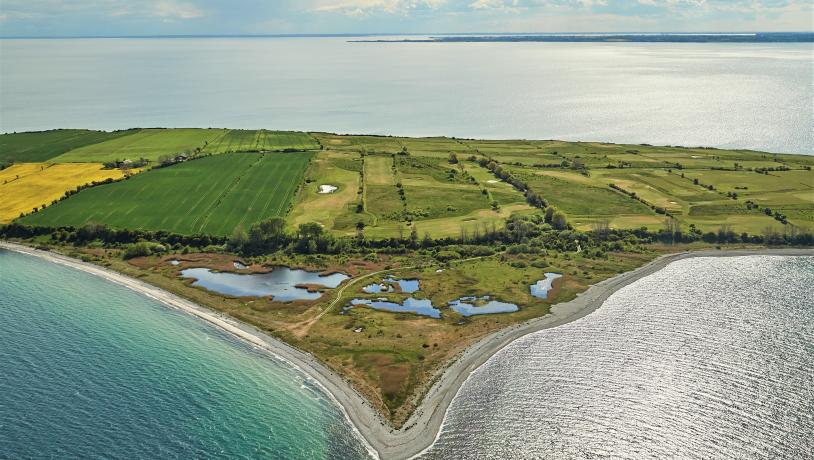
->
552, 211, 568, 230
228, 225, 248, 251
544, 206, 555, 224
409, 225, 419, 248
448, 152, 459, 164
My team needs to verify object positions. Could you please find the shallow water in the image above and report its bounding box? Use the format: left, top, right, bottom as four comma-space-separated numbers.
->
1, 38, 811, 154
530, 272, 563, 299
350, 297, 442, 318
448, 296, 519, 316
180, 266, 348, 300
421, 256, 814, 459
0, 249, 370, 459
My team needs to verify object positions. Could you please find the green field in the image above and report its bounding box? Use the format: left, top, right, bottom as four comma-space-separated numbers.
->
0, 129, 137, 163
202, 130, 319, 153
21, 153, 312, 235
52, 128, 229, 163
8, 129, 813, 237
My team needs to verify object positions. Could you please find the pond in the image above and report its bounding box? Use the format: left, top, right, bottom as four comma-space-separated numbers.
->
349, 298, 442, 319
448, 296, 519, 316
318, 184, 338, 194
530, 273, 563, 300
362, 283, 394, 293
180, 267, 349, 301
362, 276, 420, 294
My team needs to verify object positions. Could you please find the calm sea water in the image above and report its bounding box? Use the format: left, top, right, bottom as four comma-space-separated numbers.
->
0, 249, 370, 459
1, 38, 811, 154
421, 256, 814, 459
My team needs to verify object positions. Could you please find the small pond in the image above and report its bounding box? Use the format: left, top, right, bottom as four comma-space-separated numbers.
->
362, 276, 420, 294
180, 267, 349, 301
530, 273, 563, 300
168, 260, 180, 266
350, 298, 441, 319
362, 283, 394, 293
233, 261, 248, 270
318, 184, 338, 194
448, 296, 519, 316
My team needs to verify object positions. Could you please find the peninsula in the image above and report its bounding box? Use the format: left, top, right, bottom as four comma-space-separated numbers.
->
2, 128, 813, 457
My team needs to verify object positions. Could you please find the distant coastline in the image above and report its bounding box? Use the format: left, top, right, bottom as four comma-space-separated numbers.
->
3, 241, 811, 459
2, 32, 812, 42
353, 32, 814, 44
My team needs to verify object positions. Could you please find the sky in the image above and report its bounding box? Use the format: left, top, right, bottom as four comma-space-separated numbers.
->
0, 0, 811, 37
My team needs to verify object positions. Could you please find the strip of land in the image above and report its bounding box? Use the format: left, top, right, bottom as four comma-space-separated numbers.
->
3, 241, 810, 459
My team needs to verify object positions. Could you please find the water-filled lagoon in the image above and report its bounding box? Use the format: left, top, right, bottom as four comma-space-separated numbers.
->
180, 267, 348, 301
350, 298, 442, 318
530, 273, 563, 300
448, 296, 519, 316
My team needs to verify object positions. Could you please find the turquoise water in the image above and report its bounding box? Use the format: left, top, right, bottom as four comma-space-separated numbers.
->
0, 249, 370, 459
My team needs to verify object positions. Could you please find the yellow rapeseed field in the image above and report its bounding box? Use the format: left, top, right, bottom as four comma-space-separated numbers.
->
0, 163, 129, 223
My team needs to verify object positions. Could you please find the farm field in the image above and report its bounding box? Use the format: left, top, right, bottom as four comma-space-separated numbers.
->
288, 150, 362, 231
5, 129, 812, 237
21, 153, 312, 235
52, 128, 229, 163
0, 163, 129, 223
202, 130, 320, 153
0, 129, 137, 163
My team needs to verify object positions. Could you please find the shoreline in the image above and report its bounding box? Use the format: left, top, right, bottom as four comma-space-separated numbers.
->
2, 241, 812, 459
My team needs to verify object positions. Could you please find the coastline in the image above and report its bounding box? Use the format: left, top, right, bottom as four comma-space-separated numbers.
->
2, 241, 812, 459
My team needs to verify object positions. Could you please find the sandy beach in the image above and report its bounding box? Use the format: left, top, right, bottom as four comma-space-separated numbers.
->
2, 241, 811, 459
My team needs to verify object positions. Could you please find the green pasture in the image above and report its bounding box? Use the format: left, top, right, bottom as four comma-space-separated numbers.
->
21, 152, 312, 235
203, 130, 319, 153
0, 129, 137, 163
52, 128, 229, 163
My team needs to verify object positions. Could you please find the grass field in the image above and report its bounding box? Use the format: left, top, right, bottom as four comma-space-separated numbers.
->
52, 128, 229, 163
0, 163, 129, 223
202, 130, 319, 153
21, 153, 312, 235
0, 129, 137, 163
288, 151, 362, 231
9, 129, 813, 237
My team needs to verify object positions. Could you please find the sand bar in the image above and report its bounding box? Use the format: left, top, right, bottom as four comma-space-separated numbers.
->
2, 241, 811, 459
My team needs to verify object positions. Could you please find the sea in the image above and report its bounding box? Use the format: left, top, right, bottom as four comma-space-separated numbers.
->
0, 249, 370, 459
421, 255, 814, 459
2, 250, 812, 459
0, 37, 811, 154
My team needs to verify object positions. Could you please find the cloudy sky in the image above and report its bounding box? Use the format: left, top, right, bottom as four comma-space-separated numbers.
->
0, 0, 811, 37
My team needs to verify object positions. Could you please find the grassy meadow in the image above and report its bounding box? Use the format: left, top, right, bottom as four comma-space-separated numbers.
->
21, 153, 312, 235
202, 130, 320, 153
52, 128, 229, 162
0, 129, 136, 163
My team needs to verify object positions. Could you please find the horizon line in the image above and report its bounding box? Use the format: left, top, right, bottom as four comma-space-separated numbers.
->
2, 31, 812, 40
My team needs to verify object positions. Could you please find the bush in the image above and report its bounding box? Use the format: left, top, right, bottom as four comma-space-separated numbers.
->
123, 242, 154, 259
435, 250, 461, 262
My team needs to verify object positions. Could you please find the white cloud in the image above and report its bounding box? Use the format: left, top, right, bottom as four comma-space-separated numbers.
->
151, 0, 204, 19
312, 0, 447, 16
0, 0, 204, 21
